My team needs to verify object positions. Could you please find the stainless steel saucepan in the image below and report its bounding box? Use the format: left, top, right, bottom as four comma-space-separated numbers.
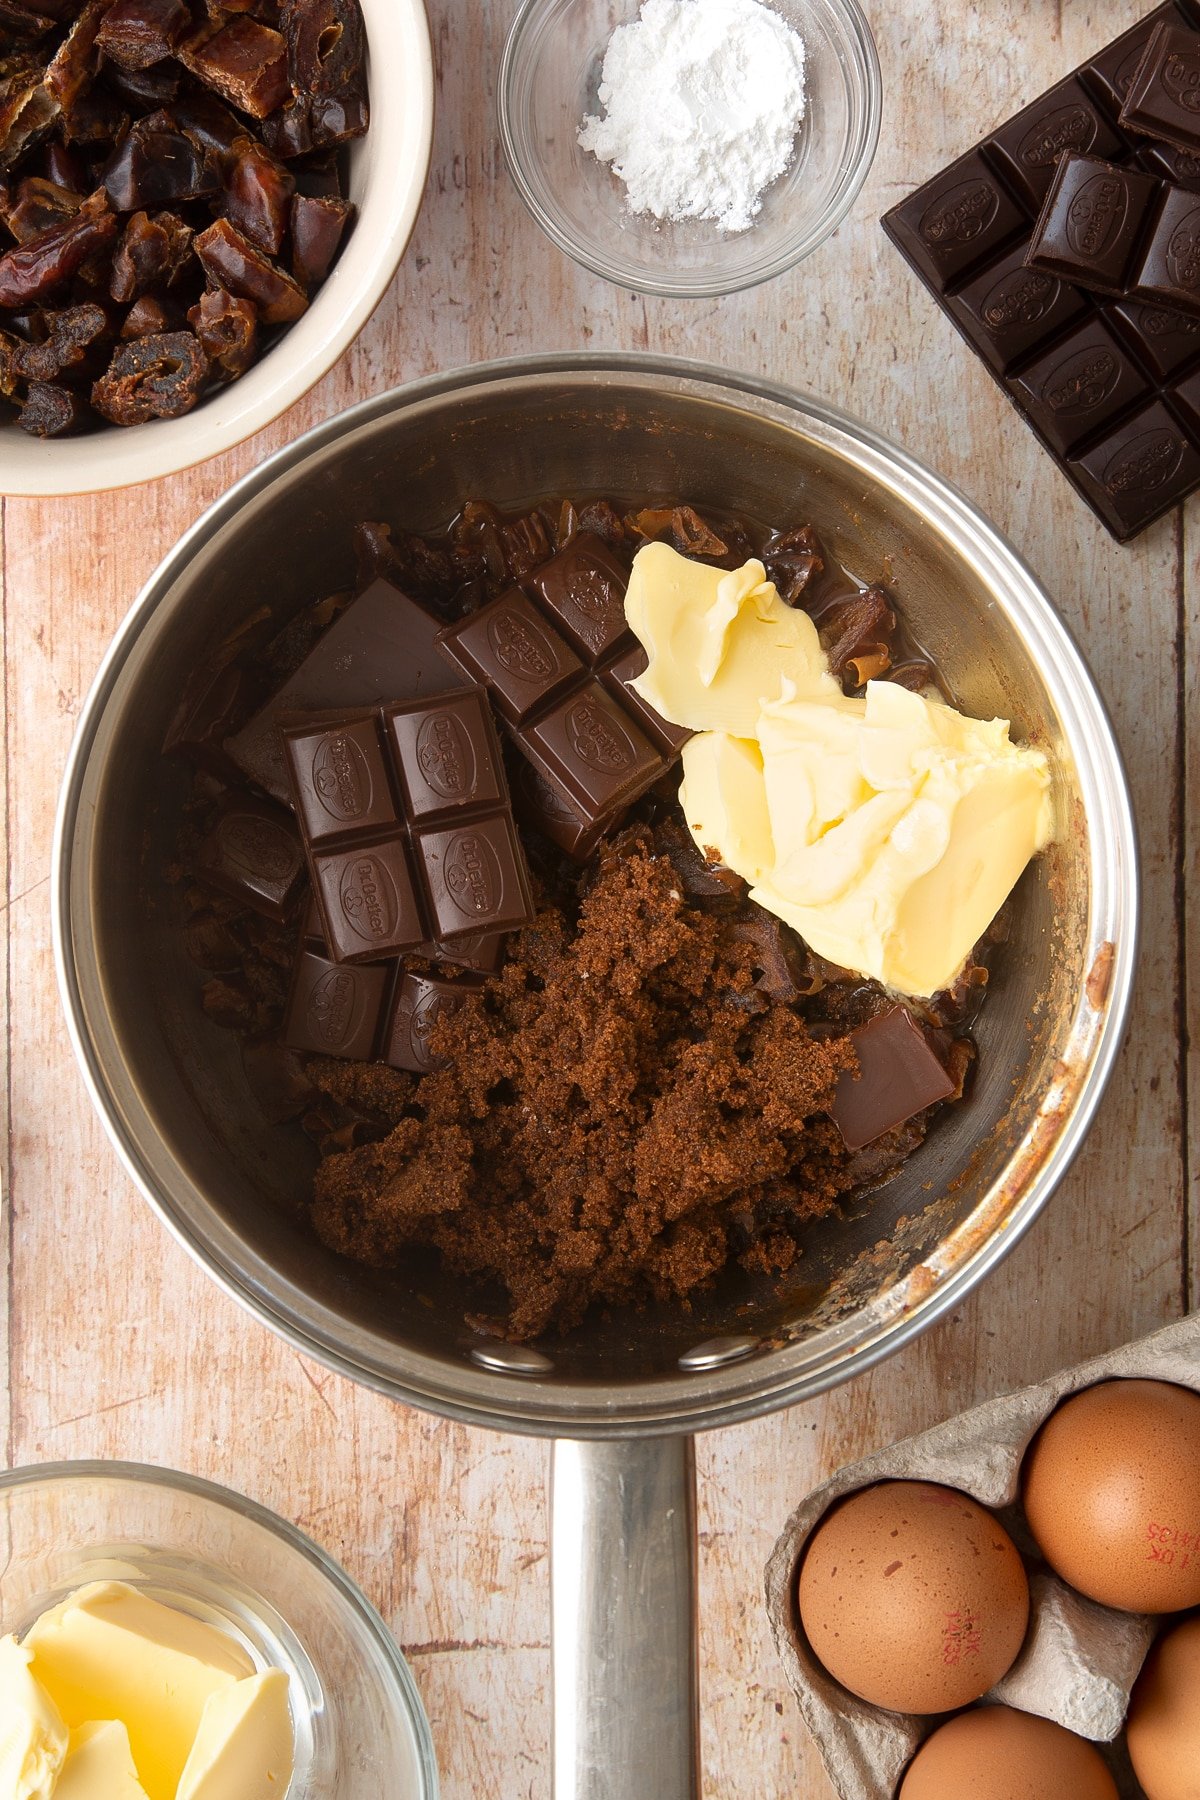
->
54, 355, 1138, 1800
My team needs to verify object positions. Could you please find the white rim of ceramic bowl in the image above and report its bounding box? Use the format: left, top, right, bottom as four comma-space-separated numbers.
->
0, 1458, 440, 1799
497, 0, 882, 298
0, 0, 435, 498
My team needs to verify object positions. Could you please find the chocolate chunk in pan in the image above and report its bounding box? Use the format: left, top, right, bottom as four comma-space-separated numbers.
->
383, 970, 482, 1075
195, 791, 305, 921
523, 530, 630, 663
0, 186, 115, 305
283, 947, 391, 1061
91, 326, 209, 422
194, 215, 307, 320
95, 0, 190, 69
829, 1005, 957, 1151
187, 283, 257, 376
180, 17, 290, 119
289, 189, 349, 286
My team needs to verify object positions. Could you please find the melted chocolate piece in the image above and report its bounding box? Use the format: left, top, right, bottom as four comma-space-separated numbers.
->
829, 1005, 957, 1151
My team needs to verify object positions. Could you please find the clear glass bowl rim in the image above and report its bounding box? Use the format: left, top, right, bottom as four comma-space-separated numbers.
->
497, 0, 884, 298
0, 1458, 439, 1800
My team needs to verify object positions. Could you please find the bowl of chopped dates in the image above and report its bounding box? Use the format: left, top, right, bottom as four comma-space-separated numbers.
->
0, 0, 434, 494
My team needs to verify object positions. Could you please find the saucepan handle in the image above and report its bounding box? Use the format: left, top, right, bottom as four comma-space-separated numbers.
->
551, 1436, 700, 1800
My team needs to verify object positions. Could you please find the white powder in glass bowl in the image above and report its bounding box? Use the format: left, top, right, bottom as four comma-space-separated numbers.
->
578, 0, 808, 234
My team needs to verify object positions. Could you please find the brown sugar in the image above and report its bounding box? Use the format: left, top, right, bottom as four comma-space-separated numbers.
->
310, 828, 870, 1339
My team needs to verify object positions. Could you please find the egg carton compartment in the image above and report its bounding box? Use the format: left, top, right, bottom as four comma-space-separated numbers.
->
764, 1314, 1200, 1800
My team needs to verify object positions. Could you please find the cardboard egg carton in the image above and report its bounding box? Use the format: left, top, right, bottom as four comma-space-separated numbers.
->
764, 1314, 1200, 1800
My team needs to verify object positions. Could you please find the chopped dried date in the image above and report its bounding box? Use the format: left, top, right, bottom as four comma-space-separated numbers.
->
18, 376, 86, 432
886, 659, 937, 694
289, 188, 347, 285
7, 296, 108, 375
553, 498, 578, 550
120, 287, 171, 333
576, 498, 627, 545
187, 282, 255, 375
193, 214, 304, 320
180, 17, 289, 119
221, 131, 292, 253
109, 205, 191, 298
0, 184, 113, 303
820, 584, 897, 681
0, 64, 58, 169
498, 508, 552, 580
260, 91, 309, 158
171, 84, 242, 153
762, 523, 825, 606
91, 324, 207, 419
290, 151, 340, 197
5, 171, 79, 237
40, 135, 83, 186
351, 518, 396, 586
102, 120, 216, 208
0, 1, 56, 38
95, 0, 189, 70
280, 0, 366, 146
305, 86, 364, 146
45, 0, 111, 111
59, 82, 125, 141
0, 323, 19, 390
101, 54, 179, 105
670, 504, 728, 560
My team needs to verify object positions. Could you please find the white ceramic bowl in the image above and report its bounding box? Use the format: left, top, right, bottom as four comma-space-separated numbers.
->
1, 0, 434, 498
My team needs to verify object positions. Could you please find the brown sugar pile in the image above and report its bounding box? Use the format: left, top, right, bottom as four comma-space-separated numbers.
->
310, 829, 874, 1339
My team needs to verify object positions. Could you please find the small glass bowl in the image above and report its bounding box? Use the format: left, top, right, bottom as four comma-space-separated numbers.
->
498, 0, 882, 298
0, 1462, 438, 1800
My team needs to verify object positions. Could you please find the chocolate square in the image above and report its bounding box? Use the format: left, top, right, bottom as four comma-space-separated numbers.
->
1069, 398, 1200, 537
385, 690, 505, 822
600, 644, 693, 754
415, 814, 535, 940
524, 531, 631, 663
1083, 3, 1185, 117
195, 794, 305, 922
1119, 20, 1200, 152
829, 1006, 956, 1151
524, 681, 664, 818
947, 244, 1088, 375
1107, 295, 1200, 374
281, 712, 398, 847
413, 930, 508, 972
383, 970, 480, 1074
986, 77, 1123, 211
1138, 139, 1200, 190
1026, 154, 1162, 295
1132, 183, 1200, 313
437, 590, 584, 724
311, 837, 425, 962
510, 739, 607, 862
883, 148, 1025, 287
1009, 318, 1149, 455
283, 950, 391, 1061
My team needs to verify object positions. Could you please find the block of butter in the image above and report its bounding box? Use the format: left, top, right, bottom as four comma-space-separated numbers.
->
626, 543, 1052, 998
3, 1582, 294, 1800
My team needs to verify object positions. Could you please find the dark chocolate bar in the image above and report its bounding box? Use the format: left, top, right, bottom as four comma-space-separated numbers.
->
829, 1006, 957, 1152
226, 577, 459, 802
882, 0, 1200, 541
437, 532, 687, 857
1120, 19, 1200, 151
280, 692, 534, 963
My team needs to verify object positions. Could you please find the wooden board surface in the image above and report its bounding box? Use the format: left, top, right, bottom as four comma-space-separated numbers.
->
2, 2, 1196, 1795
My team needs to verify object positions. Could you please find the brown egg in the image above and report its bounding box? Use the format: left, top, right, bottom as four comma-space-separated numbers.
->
898, 1706, 1118, 1799
796, 1480, 1029, 1713
1126, 1614, 1200, 1800
1021, 1379, 1200, 1613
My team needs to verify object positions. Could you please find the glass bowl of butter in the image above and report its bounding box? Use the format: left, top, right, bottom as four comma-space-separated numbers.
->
0, 1461, 438, 1800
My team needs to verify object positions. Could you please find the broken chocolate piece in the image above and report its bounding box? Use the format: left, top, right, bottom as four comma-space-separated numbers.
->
90, 326, 208, 421
1025, 154, 1164, 297
384, 970, 482, 1074
283, 946, 390, 1060
829, 1005, 957, 1151
195, 790, 305, 921
194, 214, 306, 321
1119, 19, 1200, 152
